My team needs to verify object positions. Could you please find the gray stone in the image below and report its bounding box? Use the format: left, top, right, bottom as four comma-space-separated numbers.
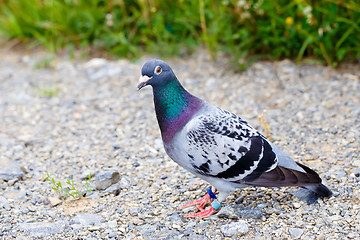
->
0, 196, 11, 210
74, 213, 104, 226
257, 203, 267, 209
336, 170, 346, 179
103, 182, 122, 195
119, 176, 131, 189
148, 229, 181, 239
107, 220, 117, 228
86, 191, 100, 200
217, 205, 263, 219
221, 220, 249, 237
88, 225, 103, 231
129, 207, 141, 216
289, 227, 304, 239
168, 213, 182, 222
235, 196, 244, 204
4, 189, 26, 200
183, 229, 194, 236
80, 170, 95, 180
137, 224, 157, 236
240, 208, 264, 219
18, 221, 67, 238
95, 170, 120, 190
94, 204, 106, 213
7, 178, 18, 186
47, 197, 62, 207
188, 233, 208, 240
0, 158, 24, 180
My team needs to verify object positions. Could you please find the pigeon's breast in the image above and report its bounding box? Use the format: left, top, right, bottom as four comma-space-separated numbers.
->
163, 117, 203, 175
163, 104, 217, 174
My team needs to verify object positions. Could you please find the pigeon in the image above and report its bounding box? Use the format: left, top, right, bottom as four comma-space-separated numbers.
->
137, 59, 332, 218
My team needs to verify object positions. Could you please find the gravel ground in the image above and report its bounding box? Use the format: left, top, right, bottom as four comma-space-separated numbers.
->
0, 49, 359, 239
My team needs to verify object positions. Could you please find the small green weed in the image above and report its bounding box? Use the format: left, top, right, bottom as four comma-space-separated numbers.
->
36, 87, 60, 98
46, 172, 92, 199
34, 55, 54, 69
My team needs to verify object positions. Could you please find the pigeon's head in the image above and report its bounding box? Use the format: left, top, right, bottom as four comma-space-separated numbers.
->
137, 59, 175, 90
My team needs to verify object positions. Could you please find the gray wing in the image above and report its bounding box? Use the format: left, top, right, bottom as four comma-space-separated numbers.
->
184, 108, 278, 182
269, 142, 305, 172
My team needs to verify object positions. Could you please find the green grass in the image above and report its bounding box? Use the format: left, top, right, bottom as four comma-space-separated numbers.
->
0, 0, 359, 68
46, 172, 92, 199
34, 55, 54, 69
36, 86, 60, 98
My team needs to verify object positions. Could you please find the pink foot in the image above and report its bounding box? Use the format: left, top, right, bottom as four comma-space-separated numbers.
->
184, 206, 218, 218
179, 193, 211, 211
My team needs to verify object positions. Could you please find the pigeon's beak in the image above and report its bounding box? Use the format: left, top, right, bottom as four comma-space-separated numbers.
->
137, 75, 152, 90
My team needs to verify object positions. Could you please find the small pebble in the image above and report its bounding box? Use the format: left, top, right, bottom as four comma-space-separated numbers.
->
0, 196, 11, 210
47, 197, 62, 207
74, 213, 104, 226
289, 227, 304, 239
95, 170, 120, 190
221, 220, 249, 237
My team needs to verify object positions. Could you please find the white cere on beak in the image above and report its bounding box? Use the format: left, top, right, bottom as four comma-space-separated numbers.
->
137, 75, 153, 90
139, 75, 152, 84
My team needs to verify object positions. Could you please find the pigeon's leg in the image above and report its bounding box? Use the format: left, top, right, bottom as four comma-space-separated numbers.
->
179, 193, 211, 211
179, 188, 216, 211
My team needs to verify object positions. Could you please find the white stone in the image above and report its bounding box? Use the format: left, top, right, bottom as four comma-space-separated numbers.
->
0, 196, 11, 210
84, 58, 107, 69
289, 227, 304, 239
221, 220, 249, 237
18, 221, 66, 237
108, 220, 117, 228
293, 202, 301, 209
74, 213, 104, 226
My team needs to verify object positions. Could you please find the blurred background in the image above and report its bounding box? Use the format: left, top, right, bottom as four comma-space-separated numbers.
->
0, 0, 359, 69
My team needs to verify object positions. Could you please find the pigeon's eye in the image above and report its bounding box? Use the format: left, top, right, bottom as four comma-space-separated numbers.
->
154, 66, 162, 75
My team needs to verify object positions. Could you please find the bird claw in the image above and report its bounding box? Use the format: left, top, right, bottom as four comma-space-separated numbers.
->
179, 193, 211, 210
184, 206, 218, 218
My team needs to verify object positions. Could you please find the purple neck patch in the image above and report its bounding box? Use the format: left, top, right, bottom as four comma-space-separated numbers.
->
152, 80, 203, 143
159, 97, 203, 143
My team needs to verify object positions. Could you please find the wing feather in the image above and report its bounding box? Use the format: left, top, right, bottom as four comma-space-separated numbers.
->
185, 108, 278, 181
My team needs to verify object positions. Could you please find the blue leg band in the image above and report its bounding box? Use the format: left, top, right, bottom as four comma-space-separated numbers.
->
211, 199, 222, 210
207, 188, 217, 199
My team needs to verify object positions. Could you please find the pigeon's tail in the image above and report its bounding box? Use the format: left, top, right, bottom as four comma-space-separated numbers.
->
243, 162, 330, 188
293, 184, 332, 204
244, 161, 332, 204
294, 162, 332, 201
305, 184, 332, 197
243, 162, 323, 187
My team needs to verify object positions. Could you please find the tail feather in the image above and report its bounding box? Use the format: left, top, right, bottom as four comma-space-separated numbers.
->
243, 161, 332, 203
293, 184, 332, 204
243, 163, 321, 187
305, 184, 332, 198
